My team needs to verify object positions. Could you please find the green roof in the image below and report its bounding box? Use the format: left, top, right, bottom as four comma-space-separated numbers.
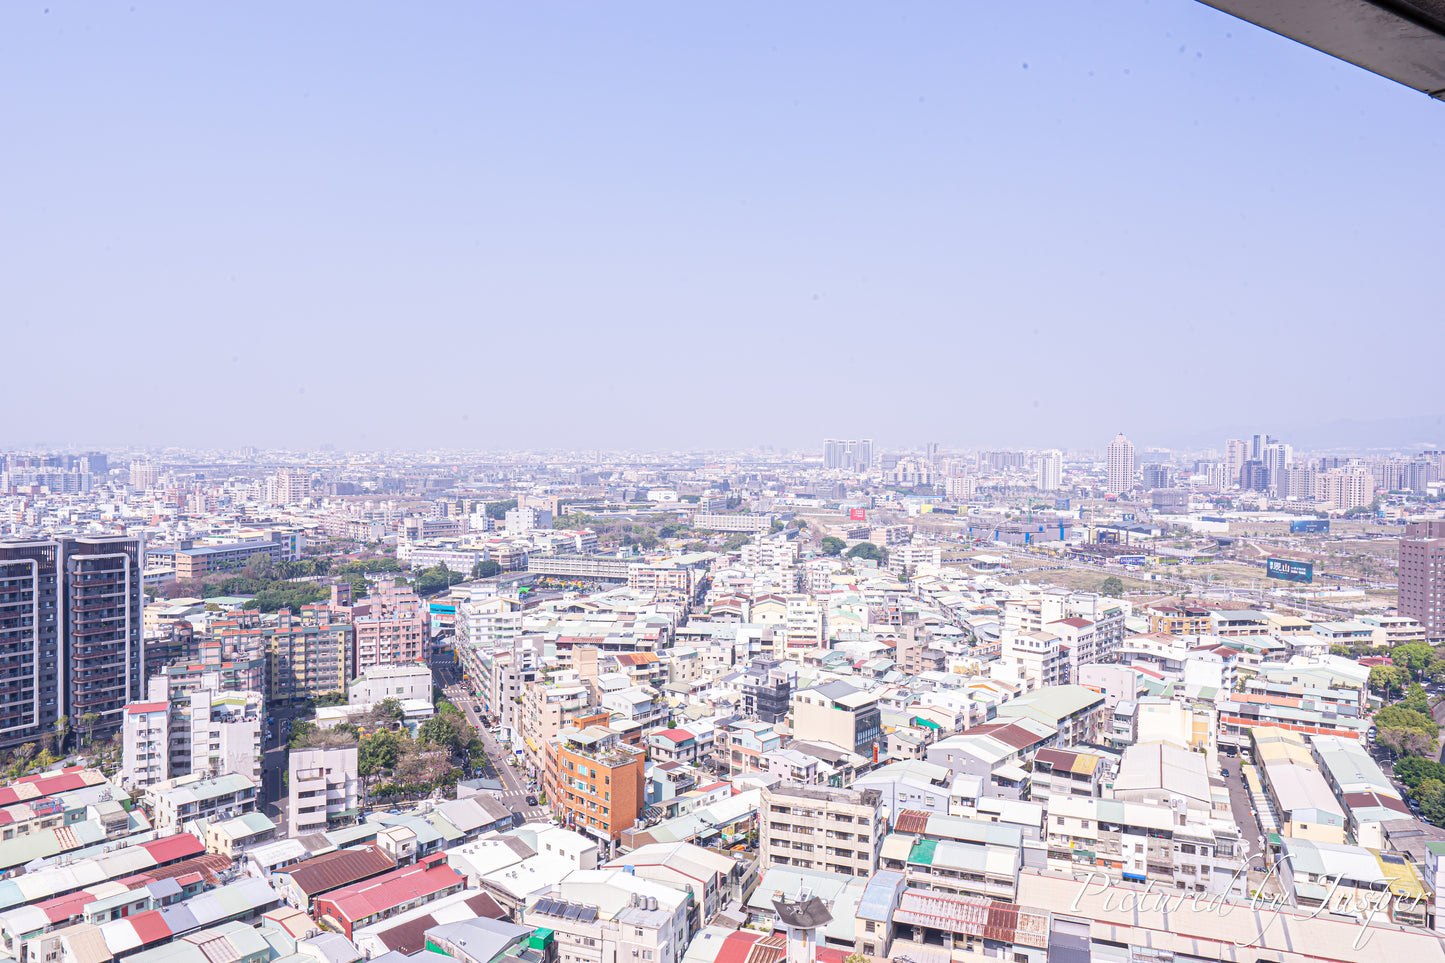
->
909, 837, 938, 866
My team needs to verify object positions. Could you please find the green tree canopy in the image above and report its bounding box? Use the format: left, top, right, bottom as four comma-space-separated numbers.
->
1396, 644, 1436, 680
1370, 664, 1409, 699
485, 499, 518, 520
820, 536, 846, 556
359, 730, 401, 777
372, 698, 404, 724
1418, 779, 1445, 826
288, 720, 318, 749
721, 533, 751, 552
471, 559, 503, 579
845, 542, 884, 563
1100, 576, 1125, 597
415, 564, 464, 596
1403, 682, 1432, 715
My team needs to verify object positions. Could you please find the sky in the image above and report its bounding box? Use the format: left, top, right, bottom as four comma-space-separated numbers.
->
3, 2, 1443, 454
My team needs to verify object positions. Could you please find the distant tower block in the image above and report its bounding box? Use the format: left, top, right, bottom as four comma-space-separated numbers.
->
773, 895, 834, 963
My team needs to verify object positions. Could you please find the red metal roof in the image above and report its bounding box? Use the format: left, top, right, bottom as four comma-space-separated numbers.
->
285, 845, 397, 897
654, 728, 694, 743
127, 910, 175, 945
141, 833, 205, 864
0, 770, 100, 806
715, 931, 762, 963
893, 810, 930, 835
127, 702, 170, 714
121, 854, 232, 887
39, 891, 98, 924
1050, 617, 1094, 629
314, 861, 463, 935
1343, 791, 1410, 814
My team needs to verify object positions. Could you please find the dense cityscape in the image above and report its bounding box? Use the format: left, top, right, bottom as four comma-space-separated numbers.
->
0, 436, 1443, 963
7, 0, 1445, 958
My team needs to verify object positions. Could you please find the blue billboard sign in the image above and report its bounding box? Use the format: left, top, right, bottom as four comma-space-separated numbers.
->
1289, 519, 1330, 535
1266, 557, 1313, 583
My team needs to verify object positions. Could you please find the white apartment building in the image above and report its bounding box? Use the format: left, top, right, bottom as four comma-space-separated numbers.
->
288, 746, 361, 835
1106, 433, 1136, 494
760, 784, 885, 878
505, 506, 554, 534
144, 772, 260, 835
1000, 631, 1065, 690
120, 688, 263, 792
1315, 468, 1374, 511
349, 662, 434, 706
1044, 794, 1246, 897
523, 870, 690, 963
1036, 449, 1063, 491
169, 689, 264, 785
121, 702, 170, 791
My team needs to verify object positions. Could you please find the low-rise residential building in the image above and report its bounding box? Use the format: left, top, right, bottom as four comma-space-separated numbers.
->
760, 784, 884, 878
144, 772, 259, 836
288, 746, 361, 835
314, 853, 466, 939
349, 662, 434, 705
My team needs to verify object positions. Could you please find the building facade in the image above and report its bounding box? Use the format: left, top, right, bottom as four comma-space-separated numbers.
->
1399, 520, 1445, 642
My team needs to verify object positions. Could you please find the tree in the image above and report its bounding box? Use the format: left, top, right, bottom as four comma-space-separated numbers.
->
1418, 779, 1445, 826
471, 559, 503, 579
288, 721, 318, 749
371, 698, 404, 725
485, 499, 518, 520
243, 552, 274, 580
1403, 682, 1431, 715
415, 564, 464, 596
820, 536, 846, 556
419, 712, 464, 752
1100, 576, 1125, 597
1379, 726, 1435, 756
721, 533, 751, 553
1396, 644, 1435, 680
314, 691, 348, 707
845, 542, 885, 563
1370, 664, 1408, 699
1376, 704, 1438, 736
359, 730, 401, 777
79, 713, 99, 747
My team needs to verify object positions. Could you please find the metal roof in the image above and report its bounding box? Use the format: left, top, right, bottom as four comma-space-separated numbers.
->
1199, 0, 1445, 98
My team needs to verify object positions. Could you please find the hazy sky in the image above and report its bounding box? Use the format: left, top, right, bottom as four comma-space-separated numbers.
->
4, 2, 1442, 453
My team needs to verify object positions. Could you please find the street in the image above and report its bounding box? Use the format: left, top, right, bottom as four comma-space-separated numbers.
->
1220, 758, 1268, 864
442, 678, 548, 822
262, 704, 300, 835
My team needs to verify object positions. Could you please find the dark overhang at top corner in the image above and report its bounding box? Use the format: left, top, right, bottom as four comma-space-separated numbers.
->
1197, 0, 1445, 98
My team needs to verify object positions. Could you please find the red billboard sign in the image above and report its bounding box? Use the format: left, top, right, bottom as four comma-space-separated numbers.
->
849, 508, 867, 521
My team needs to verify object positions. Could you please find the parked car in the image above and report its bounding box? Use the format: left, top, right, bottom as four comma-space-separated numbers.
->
526, 795, 538, 806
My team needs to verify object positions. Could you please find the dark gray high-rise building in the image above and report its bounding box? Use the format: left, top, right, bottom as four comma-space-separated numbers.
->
1400, 521, 1445, 642
0, 535, 144, 752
